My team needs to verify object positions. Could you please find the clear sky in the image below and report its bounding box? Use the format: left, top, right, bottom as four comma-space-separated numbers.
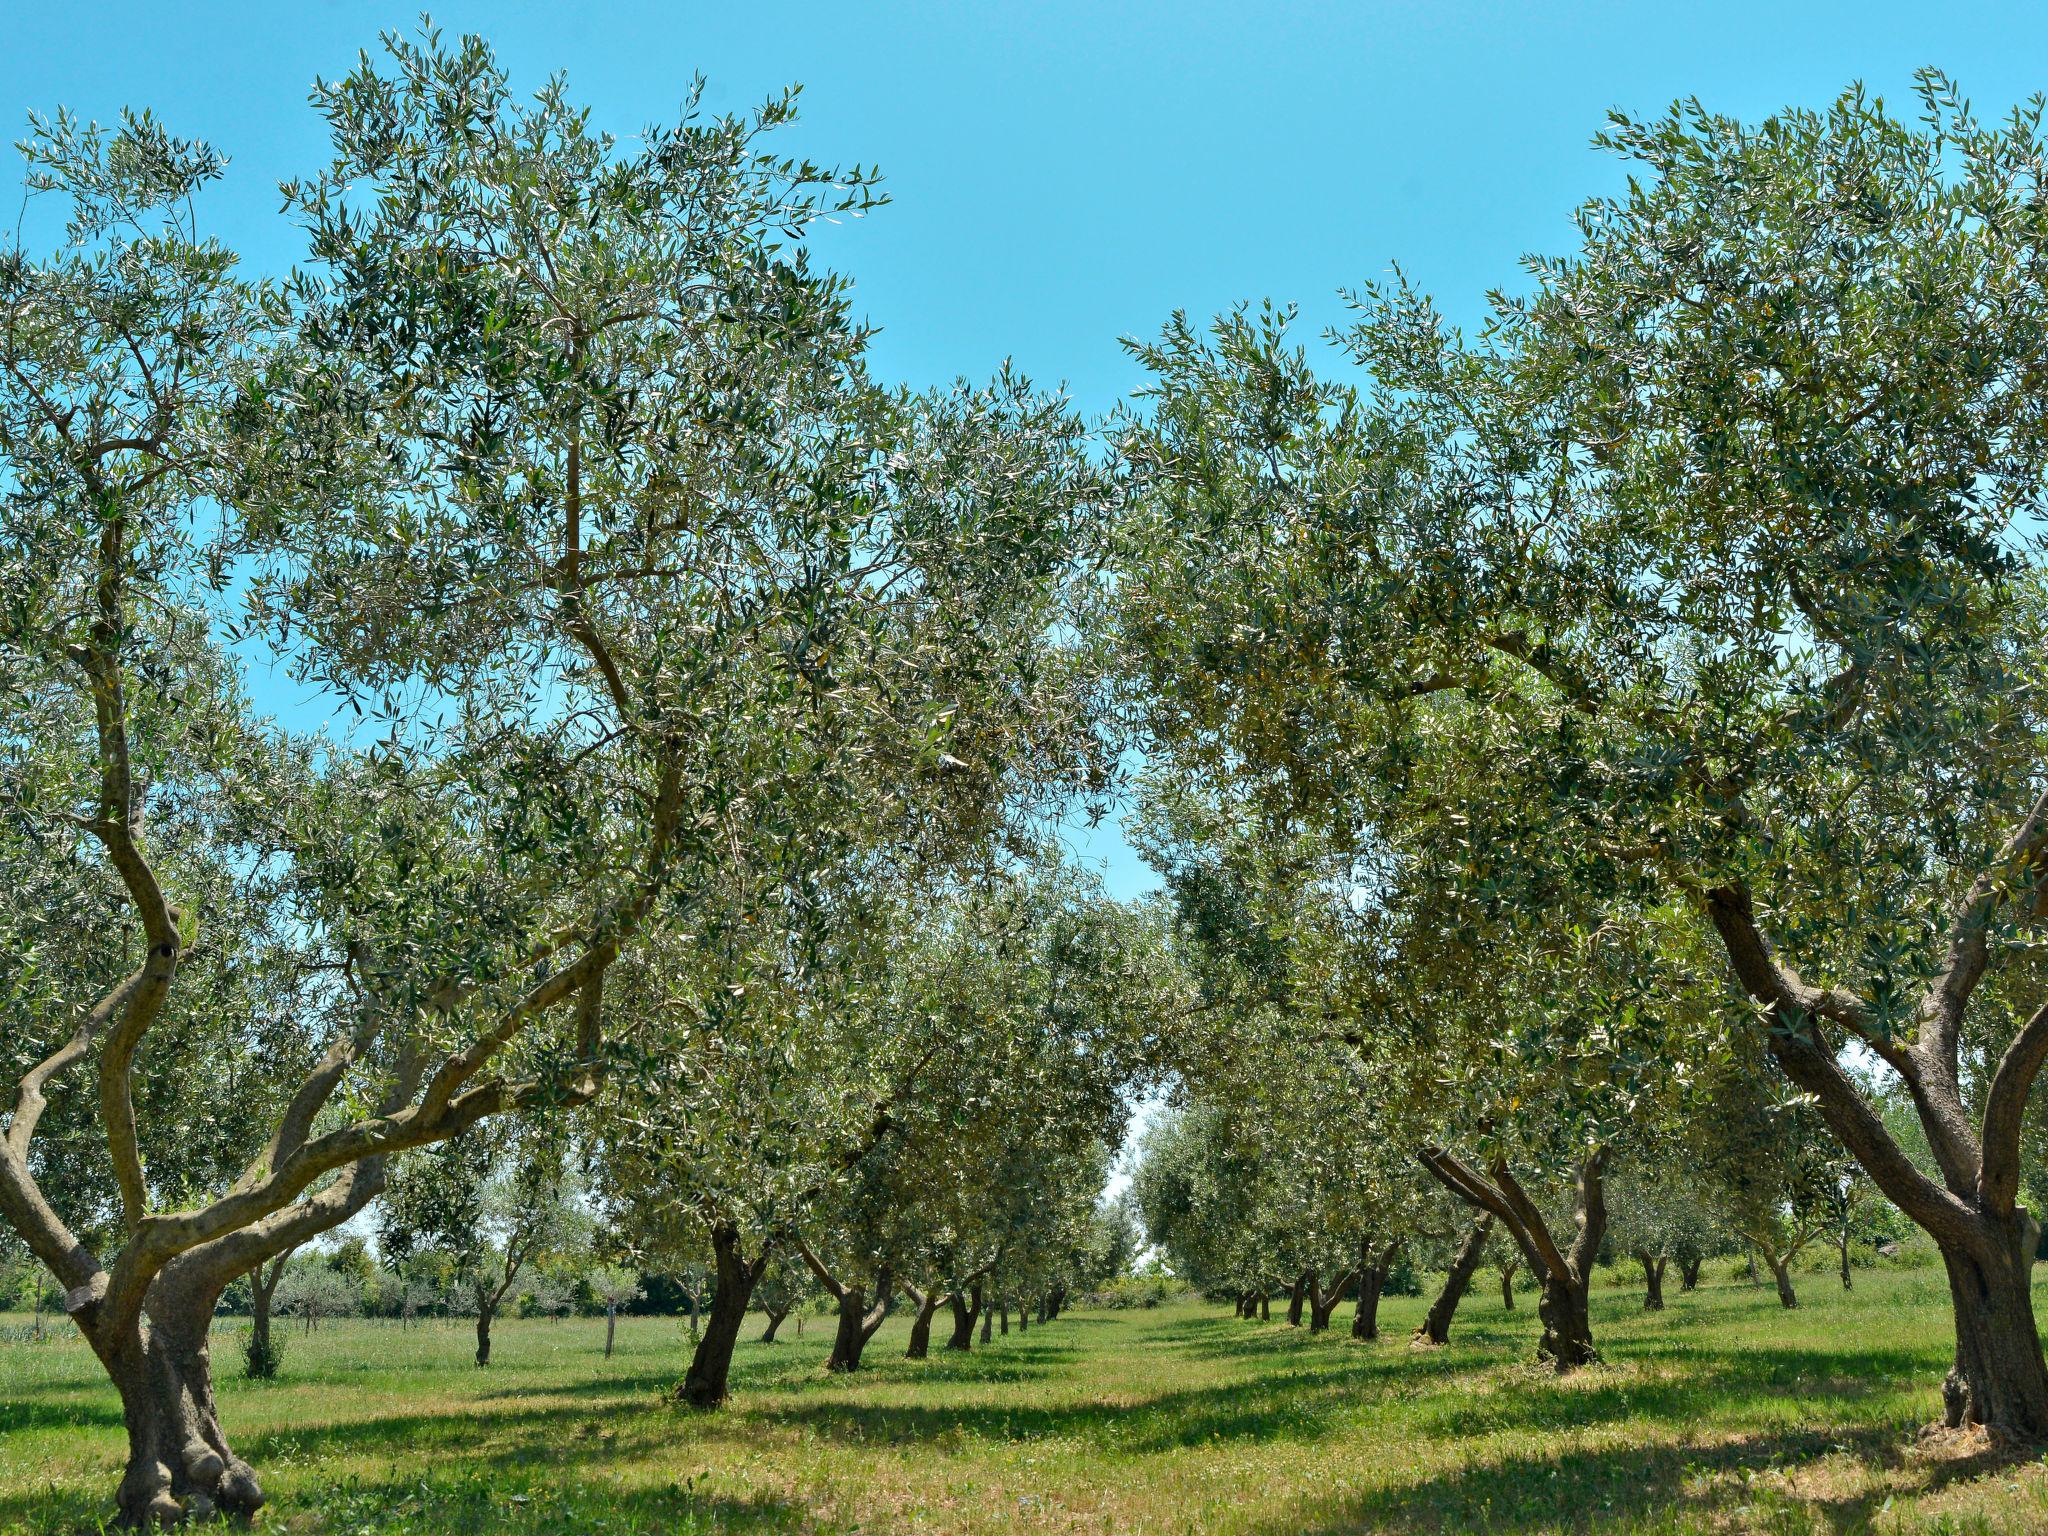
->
11, 0, 2048, 897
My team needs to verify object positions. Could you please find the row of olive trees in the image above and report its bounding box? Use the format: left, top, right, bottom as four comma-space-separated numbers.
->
1107, 73, 2048, 1436
0, 25, 1133, 1525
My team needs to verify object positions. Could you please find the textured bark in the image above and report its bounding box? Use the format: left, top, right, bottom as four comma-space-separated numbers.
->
1766, 1254, 1798, 1309
1839, 1230, 1854, 1291
1703, 879, 2048, 1436
1679, 1256, 1703, 1292
1307, 1268, 1354, 1332
760, 1306, 790, 1343
1939, 1231, 2048, 1436
1415, 1215, 1492, 1346
103, 1277, 264, 1528
946, 1284, 980, 1351
1285, 1269, 1310, 1328
1500, 1257, 1518, 1311
1257, 1292, 1269, 1321
1351, 1236, 1401, 1341
678, 1226, 767, 1409
474, 1308, 494, 1366
980, 1301, 993, 1344
999, 1301, 1010, 1335
1636, 1251, 1666, 1311
1418, 1147, 1606, 1371
604, 1301, 618, 1358
904, 1284, 940, 1359
827, 1274, 894, 1373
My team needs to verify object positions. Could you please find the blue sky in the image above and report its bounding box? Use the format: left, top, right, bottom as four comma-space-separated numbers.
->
11, 0, 2048, 897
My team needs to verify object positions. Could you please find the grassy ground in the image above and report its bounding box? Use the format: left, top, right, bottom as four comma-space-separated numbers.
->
7, 1267, 2048, 1534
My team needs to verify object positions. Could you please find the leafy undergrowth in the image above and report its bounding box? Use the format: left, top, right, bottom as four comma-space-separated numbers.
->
6, 1270, 2048, 1533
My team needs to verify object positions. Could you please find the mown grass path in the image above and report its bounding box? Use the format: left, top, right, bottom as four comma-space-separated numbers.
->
7, 1268, 2048, 1533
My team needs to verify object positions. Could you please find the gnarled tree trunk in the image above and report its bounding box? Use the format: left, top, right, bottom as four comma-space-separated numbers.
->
904, 1283, 940, 1359
1678, 1255, 1703, 1292
1415, 1215, 1492, 1347
946, 1283, 980, 1351
1285, 1269, 1309, 1328
1420, 1146, 1607, 1371
1308, 1267, 1354, 1332
760, 1305, 790, 1343
1352, 1236, 1401, 1341
1636, 1250, 1666, 1311
1500, 1256, 1518, 1311
678, 1224, 769, 1409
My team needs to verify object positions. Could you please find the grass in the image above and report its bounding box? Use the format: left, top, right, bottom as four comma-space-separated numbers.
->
7, 1267, 2048, 1533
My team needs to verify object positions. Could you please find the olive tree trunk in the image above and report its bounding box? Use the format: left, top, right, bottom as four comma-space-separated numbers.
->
1352, 1236, 1401, 1341
678, 1225, 768, 1409
904, 1283, 940, 1359
1415, 1215, 1493, 1346
1636, 1251, 1666, 1311
1419, 1146, 1607, 1370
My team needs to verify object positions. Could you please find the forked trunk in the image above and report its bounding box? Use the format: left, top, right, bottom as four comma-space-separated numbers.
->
1536, 1267, 1597, 1369
825, 1271, 893, 1373
1752, 1239, 1799, 1308
474, 1305, 494, 1367
679, 1226, 764, 1408
1678, 1256, 1702, 1292
1352, 1236, 1399, 1341
946, 1282, 983, 1351
1415, 1215, 1492, 1347
1500, 1258, 1518, 1311
1016, 1302, 1029, 1334
1308, 1269, 1353, 1332
761, 1306, 790, 1343
1257, 1292, 1269, 1321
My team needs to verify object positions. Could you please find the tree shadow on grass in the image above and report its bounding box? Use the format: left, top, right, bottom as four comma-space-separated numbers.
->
1251, 1423, 2024, 1535
0, 1463, 824, 1536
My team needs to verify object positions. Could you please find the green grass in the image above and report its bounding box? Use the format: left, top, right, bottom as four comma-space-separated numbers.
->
7, 1268, 2048, 1533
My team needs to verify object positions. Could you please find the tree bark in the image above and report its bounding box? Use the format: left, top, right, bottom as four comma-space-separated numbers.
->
1418, 1147, 1606, 1371
604, 1301, 617, 1358
1285, 1269, 1309, 1328
1763, 1249, 1798, 1309
826, 1274, 893, 1372
1637, 1251, 1666, 1311
999, 1301, 1010, 1336
761, 1305, 790, 1343
1939, 1231, 2048, 1435
679, 1225, 767, 1408
1308, 1268, 1354, 1332
1839, 1229, 1854, 1291
980, 1300, 993, 1344
1352, 1236, 1400, 1341
103, 1277, 264, 1527
946, 1281, 983, 1351
1500, 1257, 1518, 1311
904, 1284, 940, 1360
1257, 1292, 1269, 1321
1415, 1215, 1492, 1346
474, 1305, 494, 1367
1679, 1256, 1703, 1292
246, 1255, 284, 1379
